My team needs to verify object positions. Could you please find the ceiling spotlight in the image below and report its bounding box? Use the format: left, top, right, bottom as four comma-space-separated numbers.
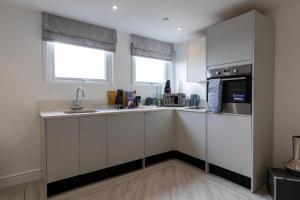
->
162, 17, 170, 22
177, 27, 182, 31
112, 5, 118, 10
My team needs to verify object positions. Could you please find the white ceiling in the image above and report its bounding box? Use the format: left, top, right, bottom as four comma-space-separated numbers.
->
0, 0, 297, 43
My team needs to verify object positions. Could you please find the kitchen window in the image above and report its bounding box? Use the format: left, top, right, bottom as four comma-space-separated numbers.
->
132, 56, 171, 85
44, 42, 112, 83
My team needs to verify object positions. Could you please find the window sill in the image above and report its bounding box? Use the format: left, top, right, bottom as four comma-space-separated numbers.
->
132, 81, 165, 87
47, 79, 112, 85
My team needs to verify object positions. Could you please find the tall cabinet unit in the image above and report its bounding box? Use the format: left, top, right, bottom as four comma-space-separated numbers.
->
207, 114, 252, 177
207, 12, 253, 67
206, 10, 274, 192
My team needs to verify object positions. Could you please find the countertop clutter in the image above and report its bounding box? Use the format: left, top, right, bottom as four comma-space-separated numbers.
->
39, 106, 207, 119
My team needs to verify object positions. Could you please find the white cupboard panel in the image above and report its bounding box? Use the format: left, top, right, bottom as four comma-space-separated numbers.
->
107, 113, 144, 167
207, 12, 253, 67
207, 113, 252, 177
145, 111, 174, 156
80, 116, 107, 174
176, 111, 206, 160
187, 37, 206, 82
46, 118, 79, 183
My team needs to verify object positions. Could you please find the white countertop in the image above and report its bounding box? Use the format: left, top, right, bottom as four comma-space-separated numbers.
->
39, 106, 207, 119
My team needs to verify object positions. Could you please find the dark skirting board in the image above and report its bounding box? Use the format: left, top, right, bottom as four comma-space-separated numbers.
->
47, 152, 251, 196
208, 163, 251, 189
47, 159, 143, 197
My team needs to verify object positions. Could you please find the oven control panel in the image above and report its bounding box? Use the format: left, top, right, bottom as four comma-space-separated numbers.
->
207, 64, 252, 79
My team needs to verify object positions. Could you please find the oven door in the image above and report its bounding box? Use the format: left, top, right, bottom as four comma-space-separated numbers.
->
222, 76, 252, 115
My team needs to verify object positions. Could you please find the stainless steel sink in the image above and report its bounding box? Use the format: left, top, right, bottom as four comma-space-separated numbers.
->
63, 109, 98, 114
185, 107, 206, 110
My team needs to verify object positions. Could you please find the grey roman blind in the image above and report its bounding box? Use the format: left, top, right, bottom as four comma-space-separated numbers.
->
42, 13, 117, 52
131, 34, 174, 61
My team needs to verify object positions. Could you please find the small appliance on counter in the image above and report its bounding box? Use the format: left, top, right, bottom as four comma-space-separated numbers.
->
163, 93, 186, 107
114, 89, 124, 109
145, 97, 157, 106
107, 91, 117, 107
190, 94, 200, 108
164, 80, 171, 94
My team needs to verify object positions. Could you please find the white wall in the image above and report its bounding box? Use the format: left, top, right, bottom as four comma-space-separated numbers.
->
0, 3, 157, 180
268, 3, 300, 167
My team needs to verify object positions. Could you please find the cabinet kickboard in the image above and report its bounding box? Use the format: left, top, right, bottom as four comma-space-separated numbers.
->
47, 159, 143, 197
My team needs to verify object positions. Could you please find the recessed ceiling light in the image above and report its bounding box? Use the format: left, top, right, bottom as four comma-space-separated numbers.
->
112, 5, 118, 10
177, 27, 182, 31
162, 17, 170, 22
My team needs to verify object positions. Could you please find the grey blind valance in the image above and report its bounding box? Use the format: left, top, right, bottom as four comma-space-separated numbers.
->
131, 34, 174, 61
42, 13, 117, 52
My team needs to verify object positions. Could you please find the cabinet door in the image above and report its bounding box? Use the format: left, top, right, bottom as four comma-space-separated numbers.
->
46, 118, 79, 183
187, 37, 206, 82
207, 12, 253, 67
80, 116, 107, 174
176, 111, 206, 160
145, 111, 174, 157
207, 113, 252, 177
107, 113, 144, 167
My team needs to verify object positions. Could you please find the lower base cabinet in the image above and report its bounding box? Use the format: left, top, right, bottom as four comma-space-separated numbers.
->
46, 118, 80, 183
79, 116, 107, 174
45, 110, 253, 193
107, 113, 145, 167
207, 113, 252, 177
145, 111, 174, 157
176, 111, 206, 160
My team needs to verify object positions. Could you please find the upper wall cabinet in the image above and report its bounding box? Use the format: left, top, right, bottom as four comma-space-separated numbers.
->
207, 12, 253, 67
187, 37, 206, 82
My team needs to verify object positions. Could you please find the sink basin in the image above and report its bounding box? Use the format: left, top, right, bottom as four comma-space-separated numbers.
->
63, 109, 98, 114
185, 107, 206, 110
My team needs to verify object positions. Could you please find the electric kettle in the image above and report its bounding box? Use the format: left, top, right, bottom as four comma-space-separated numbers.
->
190, 94, 200, 108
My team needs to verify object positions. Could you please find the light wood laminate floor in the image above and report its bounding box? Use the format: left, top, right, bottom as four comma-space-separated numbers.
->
0, 160, 272, 200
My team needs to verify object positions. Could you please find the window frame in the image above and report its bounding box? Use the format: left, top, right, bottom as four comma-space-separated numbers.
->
43, 41, 113, 84
131, 56, 172, 86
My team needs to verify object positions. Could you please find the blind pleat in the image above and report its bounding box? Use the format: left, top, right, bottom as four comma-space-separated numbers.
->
131, 34, 174, 61
42, 13, 117, 52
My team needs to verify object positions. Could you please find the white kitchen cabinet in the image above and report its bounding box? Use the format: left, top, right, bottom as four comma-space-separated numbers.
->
79, 116, 107, 174
145, 111, 174, 157
207, 113, 252, 177
107, 113, 144, 167
46, 118, 79, 183
187, 37, 206, 82
207, 11, 253, 67
176, 111, 206, 160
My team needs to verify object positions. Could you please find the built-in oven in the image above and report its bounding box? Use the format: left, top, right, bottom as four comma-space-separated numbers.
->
207, 64, 252, 115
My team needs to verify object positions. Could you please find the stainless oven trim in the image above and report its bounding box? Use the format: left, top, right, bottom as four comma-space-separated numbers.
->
221, 103, 252, 115
222, 77, 247, 81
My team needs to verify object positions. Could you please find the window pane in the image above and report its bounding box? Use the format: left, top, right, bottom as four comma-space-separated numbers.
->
53, 42, 107, 80
135, 56, 167, 83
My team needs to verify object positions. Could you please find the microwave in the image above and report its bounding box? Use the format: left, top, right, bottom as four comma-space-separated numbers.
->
163, 93, 186, 107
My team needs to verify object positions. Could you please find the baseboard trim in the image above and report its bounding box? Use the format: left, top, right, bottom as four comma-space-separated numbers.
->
0, 169, 41, 189
208, 164, 251, 189
47, 159, 143, 197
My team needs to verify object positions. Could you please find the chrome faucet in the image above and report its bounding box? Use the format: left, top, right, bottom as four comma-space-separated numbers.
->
71, 87, 85, 110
